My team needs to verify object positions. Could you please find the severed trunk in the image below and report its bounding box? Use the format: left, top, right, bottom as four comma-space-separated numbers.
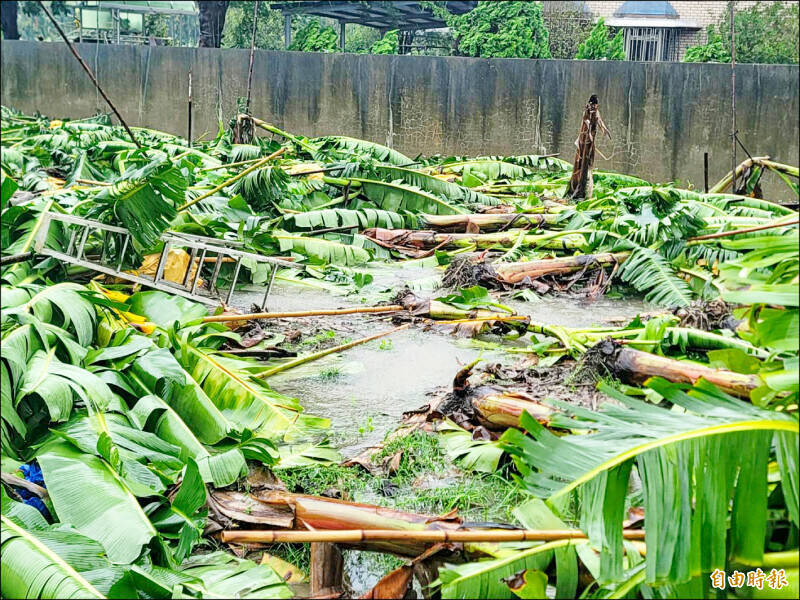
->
612, 346, 762, 398
493, 252, 629, 284
569, 94, 606, 200
471, 388, 556, 429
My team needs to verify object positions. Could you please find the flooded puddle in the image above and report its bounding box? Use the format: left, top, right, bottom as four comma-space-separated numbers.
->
236, 266, 650, 457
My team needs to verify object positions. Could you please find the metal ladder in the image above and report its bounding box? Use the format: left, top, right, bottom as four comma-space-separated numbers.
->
32, 212, 294, 308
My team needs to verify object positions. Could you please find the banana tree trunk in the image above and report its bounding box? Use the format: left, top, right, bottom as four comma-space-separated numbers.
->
613, 347, 762, 398
471, 390, 556, 429
420, 213, 559, 232
364, 228, 585, 251
493, 252, 629, 283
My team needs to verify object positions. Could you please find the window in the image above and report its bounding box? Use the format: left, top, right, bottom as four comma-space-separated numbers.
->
624, 27, 677, 61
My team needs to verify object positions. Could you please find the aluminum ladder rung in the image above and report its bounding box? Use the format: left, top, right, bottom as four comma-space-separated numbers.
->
33, 213, 292, 309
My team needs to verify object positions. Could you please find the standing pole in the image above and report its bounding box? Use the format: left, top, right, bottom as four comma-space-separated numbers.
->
245, 0, 259, 113
284, 14, 292, 48
187, 70, 193, 147
704, 152, 709, 193
730, 2, 736, 193
36, 0, 140, 148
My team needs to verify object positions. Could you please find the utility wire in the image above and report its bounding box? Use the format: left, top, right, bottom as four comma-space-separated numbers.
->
36, 0, 140, 148
245, 1, 260, 113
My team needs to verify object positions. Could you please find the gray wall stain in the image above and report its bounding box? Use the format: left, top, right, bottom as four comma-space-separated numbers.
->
2, 41, 798, 198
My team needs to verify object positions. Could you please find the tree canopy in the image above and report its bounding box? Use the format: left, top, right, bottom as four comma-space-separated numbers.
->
684, 1, 799, 64
575, 18, 624, 61
424, 0, 551, 59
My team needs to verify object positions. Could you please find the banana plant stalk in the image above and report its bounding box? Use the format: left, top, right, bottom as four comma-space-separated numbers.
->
364, 228, 587, 251
420, 213, 560, 232
493, 252, 629, 283
613, 347, 762, 398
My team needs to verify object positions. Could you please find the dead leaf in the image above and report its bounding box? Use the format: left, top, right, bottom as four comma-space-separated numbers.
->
359, 565, 413, 599
383, 451, 403, 475
209, 490, 295, 528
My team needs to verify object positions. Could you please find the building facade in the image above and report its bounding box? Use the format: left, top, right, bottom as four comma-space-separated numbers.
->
562, 1, 784, 62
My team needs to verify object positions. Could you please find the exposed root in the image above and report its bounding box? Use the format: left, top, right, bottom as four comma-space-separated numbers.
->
442, 255, 499, 289
574, 338, 621, 381
673, 299, 738, 331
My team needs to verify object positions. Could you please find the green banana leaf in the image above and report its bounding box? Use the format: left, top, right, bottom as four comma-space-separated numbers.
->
37, 440, 158, 564
500, 378, 798, 587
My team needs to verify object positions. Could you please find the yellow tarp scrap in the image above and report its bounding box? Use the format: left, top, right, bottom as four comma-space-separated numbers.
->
129, 248, 204, 288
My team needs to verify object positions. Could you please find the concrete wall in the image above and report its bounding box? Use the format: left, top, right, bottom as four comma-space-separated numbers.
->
2, 40, 798, 198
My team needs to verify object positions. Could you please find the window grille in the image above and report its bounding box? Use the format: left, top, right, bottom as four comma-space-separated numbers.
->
623, 27, 678, 61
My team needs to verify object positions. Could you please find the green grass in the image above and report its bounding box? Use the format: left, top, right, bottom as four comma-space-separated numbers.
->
270, 430, 528, 577
279, 431, 527, 524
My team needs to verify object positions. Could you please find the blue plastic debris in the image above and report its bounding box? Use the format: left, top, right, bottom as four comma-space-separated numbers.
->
17, 461, 51, 520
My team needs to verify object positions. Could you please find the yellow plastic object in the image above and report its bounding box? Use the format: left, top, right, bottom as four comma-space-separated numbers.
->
49, 120, 63, 128
287, 162, 324, 181
130, 248, 204, 288
89, 282, 157, 337
260, 553, 307, 584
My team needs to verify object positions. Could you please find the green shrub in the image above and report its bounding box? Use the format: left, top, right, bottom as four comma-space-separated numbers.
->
575, 18, 624, 60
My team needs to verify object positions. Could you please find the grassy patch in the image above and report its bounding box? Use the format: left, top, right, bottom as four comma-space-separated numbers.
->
278, 430, 526, 524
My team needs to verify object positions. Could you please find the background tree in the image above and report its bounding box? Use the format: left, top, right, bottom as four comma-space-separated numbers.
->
1, 1, 20, 39
425, 1, 551, 59
197, 0, 228, 48
2, 1, 70, 41
370, 29, 399, 55
684, 1, 799, 64
575, 17, 624, 60
221, 0, 283, 49
542, 4, 594, 59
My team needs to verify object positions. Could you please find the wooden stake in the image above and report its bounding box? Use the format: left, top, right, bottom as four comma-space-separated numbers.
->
221, 528, 646, 544
202, 305, 404, 323
245, 1, 259, 113
310, 543, 344, 597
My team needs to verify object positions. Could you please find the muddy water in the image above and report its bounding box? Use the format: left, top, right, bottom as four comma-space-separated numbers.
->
235, 267, 648, 595
237, 266, 649, 457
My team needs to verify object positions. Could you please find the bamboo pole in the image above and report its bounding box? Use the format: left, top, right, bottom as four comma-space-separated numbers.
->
221, 528, 646, 544
202, 305, 404, 323
257, 324, 410, 378
198, 157, 265, 172
688, 217, 798, 241
178, 147, 286, 211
